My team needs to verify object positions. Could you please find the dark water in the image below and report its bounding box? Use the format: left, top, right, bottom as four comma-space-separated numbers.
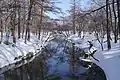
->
42, 38, 107, 80
46, 54, 107, 80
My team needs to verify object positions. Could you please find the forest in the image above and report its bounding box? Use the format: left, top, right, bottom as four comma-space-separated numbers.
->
0, 0, 120, 80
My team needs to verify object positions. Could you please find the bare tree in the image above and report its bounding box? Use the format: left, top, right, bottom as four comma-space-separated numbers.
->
17, 0, 21, 39
112, 0, 117, 43
38, 0, 44, 40
0, 18, 3, 42
72, 0, 76, 34
106, 0, 111, 50
25, 0, 34, 43
117, 0, 120, 36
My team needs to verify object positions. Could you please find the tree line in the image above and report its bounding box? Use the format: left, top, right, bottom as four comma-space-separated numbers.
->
0, 0, 120, 50
0, 0, 61, 44
60, 0, 120, 50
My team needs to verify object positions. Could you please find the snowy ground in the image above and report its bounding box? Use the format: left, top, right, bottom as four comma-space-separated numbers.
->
0, 32, 52, 68
92, 43, 120, 80
83, 33, 120, 80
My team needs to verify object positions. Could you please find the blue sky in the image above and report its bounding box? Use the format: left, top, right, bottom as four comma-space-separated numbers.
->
47, 0, 91, 19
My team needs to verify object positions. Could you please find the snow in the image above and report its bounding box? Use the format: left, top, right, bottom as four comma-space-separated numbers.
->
68, 33, 120, 80
0, 31, 120, 80
68, 34, 83, 44
92, 43, 120, 80
81, 58, 92, 62
80, 32, 120, 80
0, 33, 49, 68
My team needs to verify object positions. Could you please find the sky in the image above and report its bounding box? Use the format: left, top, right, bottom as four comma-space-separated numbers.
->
47, 0, 91, 19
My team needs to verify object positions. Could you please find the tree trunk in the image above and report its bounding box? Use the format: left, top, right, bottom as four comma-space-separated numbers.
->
78, 23, 81, 37
0, 19, 3, 42
38, 1, 44, 40
22, 23, 25, 39
25, 0, 33, 43
73, 0, 76, 34
106, 0, 111, 50
109, 4, 112, 31
117, 0, 120, 36
22, 1, 26, 39
112, 0, 117, 43
18, 4, 21, 39
11, 1, 16, 44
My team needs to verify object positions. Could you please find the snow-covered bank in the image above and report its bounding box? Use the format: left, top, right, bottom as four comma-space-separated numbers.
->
92, 43, 120, 80
0, 32, 52, 68
82, 32, 120, 80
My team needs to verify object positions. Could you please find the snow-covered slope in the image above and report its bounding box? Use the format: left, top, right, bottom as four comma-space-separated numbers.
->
82, 32, 120, 80
92, 43, 120, 80
0, 32, 52, 68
